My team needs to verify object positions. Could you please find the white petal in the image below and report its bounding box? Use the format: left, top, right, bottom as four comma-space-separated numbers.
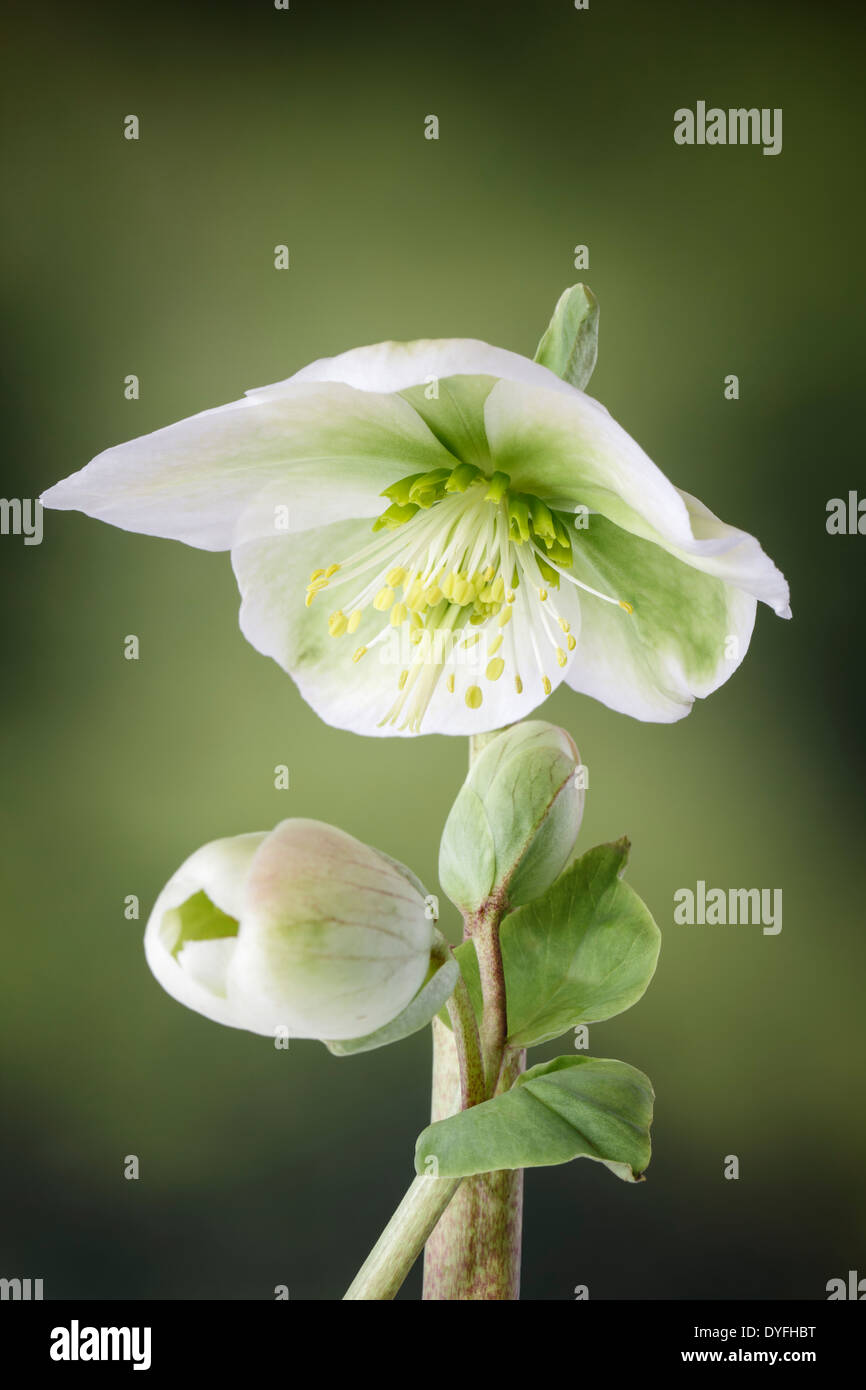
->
484, 381, 791, 621
144, 832, 267, 1030
227, 819, 432, 1038
231, 519, 559, 737
484, 377, 695, 547
245, 337, 582, 400
663, 488, 791, 619
41, 384, 457, 551
175, 938, 238, 997
557, 523, 759, 722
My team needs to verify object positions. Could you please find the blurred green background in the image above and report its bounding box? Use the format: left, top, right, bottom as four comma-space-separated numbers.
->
2, 0, 864, 1300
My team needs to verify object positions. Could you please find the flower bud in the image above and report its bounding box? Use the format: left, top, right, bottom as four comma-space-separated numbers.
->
144, 819, 436, 1040
439, 721, 584, 914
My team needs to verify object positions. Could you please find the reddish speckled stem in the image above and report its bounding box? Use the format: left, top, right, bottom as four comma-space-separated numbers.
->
422, 1023, 525, 1299
422, 726, 525, 1300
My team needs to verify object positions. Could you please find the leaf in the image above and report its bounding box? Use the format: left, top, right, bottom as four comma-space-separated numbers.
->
324, 955, 459, 1056
414, 1055, 653, 1182
437, 783, 498, 916
444, 839, 661, 1047
533, 283, 599, 390
439, 721, 583, 914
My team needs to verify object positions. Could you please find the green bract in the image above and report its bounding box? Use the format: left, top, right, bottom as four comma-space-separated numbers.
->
533, 283, 600, 390
445, 838, 661, 1048
40, 285, 790, 736
144, 818, 449, 1042
439, 721, 585, 913
415, 1055, 654, 1183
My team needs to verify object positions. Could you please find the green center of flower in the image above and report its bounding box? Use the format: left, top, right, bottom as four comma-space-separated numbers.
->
305, 462, 632, 732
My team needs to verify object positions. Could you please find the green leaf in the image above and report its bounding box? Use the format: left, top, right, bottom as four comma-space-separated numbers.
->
439, 721, 582, 915
324, 955, 459, 1056
438, 784, 497, 916
443, 839, 661, 1047
414, 1054, 653, 1182
533, 284, 599, 390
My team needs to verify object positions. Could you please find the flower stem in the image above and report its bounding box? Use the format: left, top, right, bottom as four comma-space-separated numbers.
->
422, 1028, 525, 1299
421, 726, 525, 1300
466, 899, 509, 1094
343, 1173, 462, 1300
345, 726, 523, 1300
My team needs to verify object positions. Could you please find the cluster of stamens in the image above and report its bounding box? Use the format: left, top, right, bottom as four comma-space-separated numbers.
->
304, 462, 632, 732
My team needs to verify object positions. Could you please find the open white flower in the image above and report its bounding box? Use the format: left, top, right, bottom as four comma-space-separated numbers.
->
41, 288, 790, 735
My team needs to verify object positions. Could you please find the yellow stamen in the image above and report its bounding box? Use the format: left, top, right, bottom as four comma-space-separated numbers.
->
406, 580, 425, 608
538, 588, 548, 602
556, 647, 567, 667
486, 657, 505, 681
446, 673, 455, 693
487, 634, 503, 657
619, 600, 634, 614
567, 634, 576, 651
514, 675, 523, 694
352, 646, 367, 663
398, 669, 409, 690
347, 609, 363, 633
465, 685, 483, 709
328, 611, 348, 637
390, 602, 408, 627
387, 566, 407, 587
373, 586, 395, 611
454, 579, 472, 605
498, 607, 512, 628
542, 675, 552, 694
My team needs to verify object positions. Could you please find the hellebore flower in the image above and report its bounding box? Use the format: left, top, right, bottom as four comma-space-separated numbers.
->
41, 291, 790, 734
144, 819, 437, 1040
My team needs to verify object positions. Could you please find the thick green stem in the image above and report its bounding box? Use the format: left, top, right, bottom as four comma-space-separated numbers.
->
465, 897, 509, 1093
347, 726, 523, 1301
422, 726, 525, 1300
343, 1173, 462, 1300
422, 1025, 525, 1299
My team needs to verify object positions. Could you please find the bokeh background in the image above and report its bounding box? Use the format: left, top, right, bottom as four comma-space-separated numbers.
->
2, 0, 864, 1300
